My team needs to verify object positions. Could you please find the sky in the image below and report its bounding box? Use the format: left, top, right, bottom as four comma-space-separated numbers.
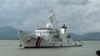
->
0, 0, 100, 34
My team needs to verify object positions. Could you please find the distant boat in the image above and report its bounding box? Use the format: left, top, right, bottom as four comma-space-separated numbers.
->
18, 11, 82, 48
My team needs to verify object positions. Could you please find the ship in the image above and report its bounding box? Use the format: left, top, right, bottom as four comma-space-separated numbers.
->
18, 11, 82, 48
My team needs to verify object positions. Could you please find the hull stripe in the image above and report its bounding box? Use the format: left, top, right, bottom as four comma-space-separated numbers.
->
36, 36, 40, 47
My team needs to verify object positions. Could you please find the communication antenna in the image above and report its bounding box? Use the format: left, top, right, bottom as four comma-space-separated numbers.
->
48, 10, 58, 29
48, 10, 58, 23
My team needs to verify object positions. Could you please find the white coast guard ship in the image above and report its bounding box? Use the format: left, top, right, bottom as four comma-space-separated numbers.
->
18, 11, 82, 48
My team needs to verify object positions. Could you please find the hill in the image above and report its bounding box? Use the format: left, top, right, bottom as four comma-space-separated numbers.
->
69, 32, 100, 40
0, 26, 19, 40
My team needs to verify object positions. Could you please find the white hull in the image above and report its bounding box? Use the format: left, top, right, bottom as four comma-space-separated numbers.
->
19, 32, 82, 48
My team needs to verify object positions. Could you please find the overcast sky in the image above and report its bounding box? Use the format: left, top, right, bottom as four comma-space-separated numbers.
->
0, 0, 100, 34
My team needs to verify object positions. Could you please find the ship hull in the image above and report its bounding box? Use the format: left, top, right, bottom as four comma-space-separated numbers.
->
20, 39, 82, 48
19, 31, 82, 48
19, 36, 82, 48
24, 45, 82, 48
24, 44, 82, 48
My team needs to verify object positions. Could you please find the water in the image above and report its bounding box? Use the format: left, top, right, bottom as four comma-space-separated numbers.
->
0, 40, 100, 56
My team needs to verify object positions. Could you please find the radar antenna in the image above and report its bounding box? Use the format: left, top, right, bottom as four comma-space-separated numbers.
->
47, 10, 58, 28
48, 11, 54, 22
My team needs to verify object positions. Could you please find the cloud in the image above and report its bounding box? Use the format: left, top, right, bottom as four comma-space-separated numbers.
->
57, 0, 88, 5
0, 0, 100, 34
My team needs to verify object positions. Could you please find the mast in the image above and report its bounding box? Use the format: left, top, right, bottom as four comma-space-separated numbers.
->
48, 11, 55, 23
46, 11, 57, 28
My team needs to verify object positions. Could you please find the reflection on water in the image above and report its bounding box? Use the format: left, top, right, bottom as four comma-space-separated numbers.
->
0, 40, 100, 56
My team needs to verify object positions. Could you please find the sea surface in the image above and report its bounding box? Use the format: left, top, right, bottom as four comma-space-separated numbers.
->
0, 40, 100, 56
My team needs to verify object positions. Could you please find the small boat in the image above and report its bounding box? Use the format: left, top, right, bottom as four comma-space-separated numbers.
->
18, 11, 82, 48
